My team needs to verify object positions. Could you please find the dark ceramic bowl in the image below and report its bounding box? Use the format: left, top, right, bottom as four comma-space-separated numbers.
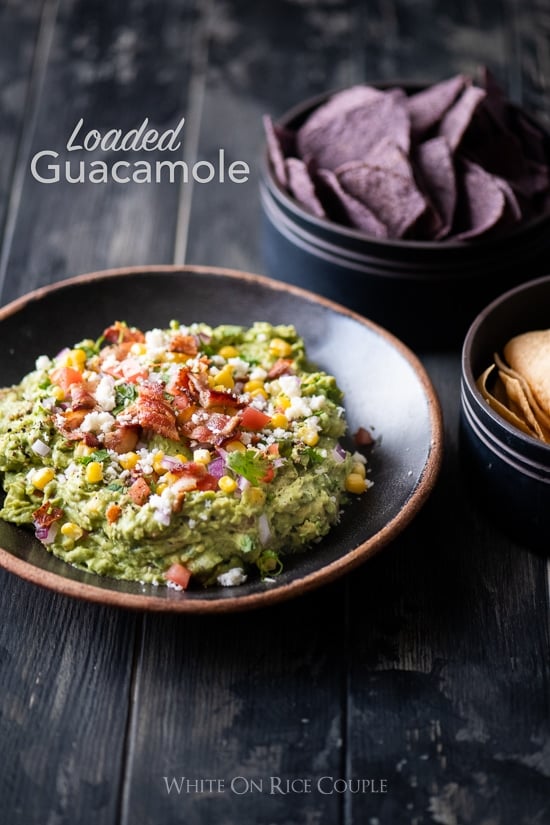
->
0, 266, 443, 612
261, 87, 550, 350
461, 274, 550, 549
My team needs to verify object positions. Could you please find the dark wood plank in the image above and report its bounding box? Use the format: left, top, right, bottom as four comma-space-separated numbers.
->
0, 574, 139, 825
347, 355, 550, 824
0, 0, 200, 305
121, 3, 359, 824
121, 593, 347, 825
0, 0, 45, 268
183, 0, 358, 271
0, 1, 202, 822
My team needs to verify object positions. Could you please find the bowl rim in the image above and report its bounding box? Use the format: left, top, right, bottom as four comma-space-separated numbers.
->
461, 273, 550, 454
0, 264, 444, 613
264, 80, 550, 252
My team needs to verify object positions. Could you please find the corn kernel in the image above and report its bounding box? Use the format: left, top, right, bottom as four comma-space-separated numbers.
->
119, 451, 139, 470
193, 449, 211, 464
249, 388, 268, 400
61, 522, 84, 540
152, 452, 167, 474
269, 338, 292, 358
130, 342, 147, 356
63, 348, 87, 370
244, 487, 266, 506
74, 442, 94, 458
51, 385, 65, 401
345, 473, 367, 494
163, 472, 178, 486
244, 379, 265, 393
225, 440, 246, 453
301, 430, 319, 447
209, 364, 234, 390
218, 345, 239, 359
31, 467, 55, 490
270, 413, 288, 429
155, 483, 168, 495
86, 461, 103, 483
352, 461, 366, 478
175, 454, 188, 463
277, 394, 291, 410
218, 475, 238, 494
164, 351, 189, 363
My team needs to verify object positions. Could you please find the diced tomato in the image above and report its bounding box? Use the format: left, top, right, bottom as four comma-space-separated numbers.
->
240, 406, 271, 430
260, 464, 275, 484
50, 366, 83, 393
267, 443, 279, 456
165, 562, 191, 589
120, 358, 149, 383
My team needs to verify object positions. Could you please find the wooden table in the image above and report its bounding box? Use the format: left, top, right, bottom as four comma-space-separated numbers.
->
1, 2, 549, 823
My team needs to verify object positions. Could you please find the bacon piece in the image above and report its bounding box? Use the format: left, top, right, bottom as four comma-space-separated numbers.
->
354, 426, 374, 447
169, 334, 198, 356
55, 409, 88, 432
103, 321, 145, 345
130, 382, 179, 441
267, 358, 294, 379
104, 425, 140, 454
199, 387, 244, 410
32, 501, 64, 529
129, 477, 151, 505
106, 503, 122, 524
167, 367, 191, 396
70, 384, 96, 410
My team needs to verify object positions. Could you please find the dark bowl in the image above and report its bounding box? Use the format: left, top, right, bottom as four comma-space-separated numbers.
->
0, 266, 443, 612
261, 86, 550, 350
461, 274, 550, 550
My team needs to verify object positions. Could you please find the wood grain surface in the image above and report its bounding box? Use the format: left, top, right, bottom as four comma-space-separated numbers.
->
0, 2, 549, 824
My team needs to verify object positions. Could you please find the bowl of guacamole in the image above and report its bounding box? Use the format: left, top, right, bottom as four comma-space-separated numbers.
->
0, 266, 442, 611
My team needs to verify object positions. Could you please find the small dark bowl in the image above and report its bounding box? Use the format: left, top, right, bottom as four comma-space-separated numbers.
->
261, 86, 550, 350
461, 275, 550, 550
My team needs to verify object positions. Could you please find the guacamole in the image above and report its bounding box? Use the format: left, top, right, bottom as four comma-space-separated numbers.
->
0, 320, 371, 588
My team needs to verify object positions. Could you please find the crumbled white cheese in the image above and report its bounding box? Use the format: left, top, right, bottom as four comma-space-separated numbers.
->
278, 375, 301, 398
145, 327, 169, 355
249, 366, 267, 381
286, 396, 313, 420
228, 357, 250, 379
81, 411, 115, 434
309, 395, 326, 411
95, 375, 116, 411
35, 355, 51, 371
217, 567, 247, 587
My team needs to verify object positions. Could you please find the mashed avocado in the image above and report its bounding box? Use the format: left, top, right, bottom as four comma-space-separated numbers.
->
0, 320, 371, 588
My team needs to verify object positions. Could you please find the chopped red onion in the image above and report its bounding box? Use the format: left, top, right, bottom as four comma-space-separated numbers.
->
208, 456, 226, 479
237, 475, 250, 492
160, 455, 185, 471
332, 444, 347, 463
35, 522, 58, 545
258, 513, 272, 545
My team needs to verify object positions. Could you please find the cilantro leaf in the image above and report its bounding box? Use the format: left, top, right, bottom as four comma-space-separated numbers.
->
226, 450, 271, 486
78, 449, 110, 465
113, 383, 138, 414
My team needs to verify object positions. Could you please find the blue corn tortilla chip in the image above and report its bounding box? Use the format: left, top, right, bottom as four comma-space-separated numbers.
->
336, 160, 427, 239
315, 167, 388, 237
438, 85, 486, 151
297, 87, 410, 171
285, 157, 326, 218
451, 158, 506, 240
413, 137, 456, 239
263, 114, 290, 188
407, 74, 467, 139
